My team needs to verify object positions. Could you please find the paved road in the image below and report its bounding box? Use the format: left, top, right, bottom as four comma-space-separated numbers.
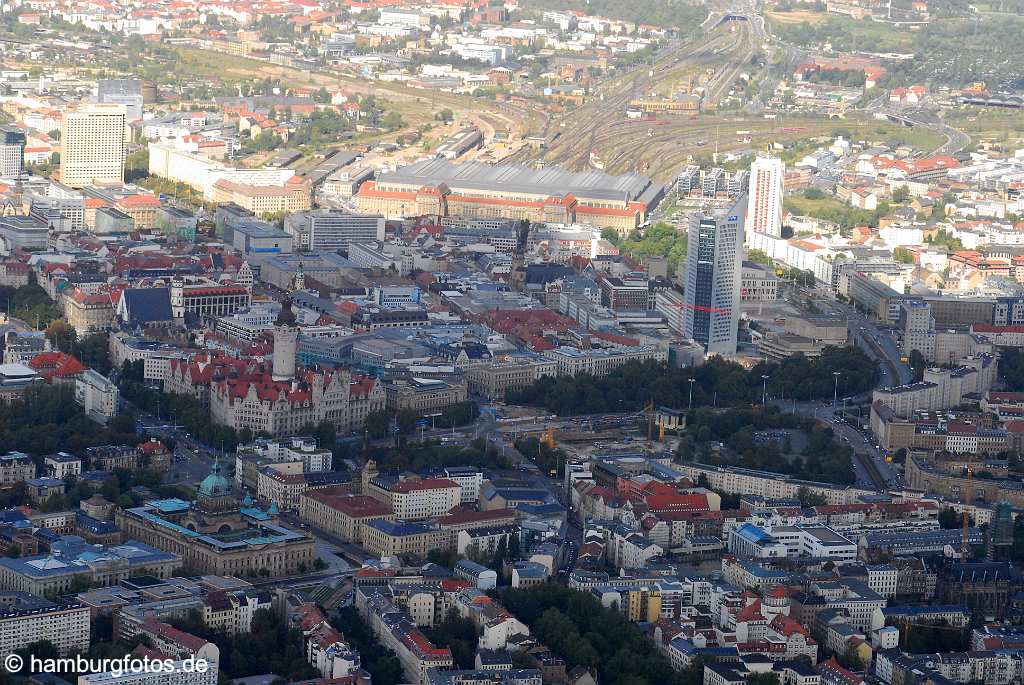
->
814, 299, 913, 387
136, 415, 217, 486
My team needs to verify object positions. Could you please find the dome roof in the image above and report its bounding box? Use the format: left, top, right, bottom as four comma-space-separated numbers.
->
275, 297, 297, 326
198, 458, 231, 498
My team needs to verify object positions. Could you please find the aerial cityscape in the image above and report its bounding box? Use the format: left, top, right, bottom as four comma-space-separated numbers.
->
0, 1, 1022, 685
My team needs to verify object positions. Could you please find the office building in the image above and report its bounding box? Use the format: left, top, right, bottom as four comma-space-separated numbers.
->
210, 177, 311, 217
365, 473, 462, 521
745, 154, 784, 240
60, 104, 126, 187
0, 126, 26, 178
96, 79, 144, 121
311, 211, 385, 251
300, 488, 394, 544
684, 199, 745, 356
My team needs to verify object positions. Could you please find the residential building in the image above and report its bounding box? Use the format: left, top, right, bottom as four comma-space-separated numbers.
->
745, 154, 784, 240
0, 594, 90, 656
0, 451, 35, 485
75, 368, 120, 422
361, 519, 444, 558
77, 658, 218, 685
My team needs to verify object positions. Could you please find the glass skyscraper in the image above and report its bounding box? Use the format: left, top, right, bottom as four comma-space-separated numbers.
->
683, 197, 745, 357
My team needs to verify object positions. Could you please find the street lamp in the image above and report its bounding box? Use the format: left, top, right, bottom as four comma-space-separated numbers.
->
761, 375, 770, 405
688, 378, 696, 411
833, 371, 841, 409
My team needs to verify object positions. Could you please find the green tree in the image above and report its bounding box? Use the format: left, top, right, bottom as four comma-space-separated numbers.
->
747, 675, 781, 685
796, 486, 827, 507
381, 110, 406, 130
939, 507, 960, 529
364, 410, 390, 439
893, 247, 915, 264
396, 409, 418, 435
424, 609, 478, 668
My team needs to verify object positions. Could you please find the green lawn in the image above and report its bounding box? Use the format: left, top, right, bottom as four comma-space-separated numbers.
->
783, 194, 849, 216
870, 123, 950, 153
944, 108, 1024, 140
769, 15, 917, 53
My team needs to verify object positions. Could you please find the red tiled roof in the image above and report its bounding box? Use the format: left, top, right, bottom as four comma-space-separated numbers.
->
305, 490, 392, 518
29, 352, 86, 380
736, 599, 765, 622
117, 194, 162, 208
151, 621, 208, 651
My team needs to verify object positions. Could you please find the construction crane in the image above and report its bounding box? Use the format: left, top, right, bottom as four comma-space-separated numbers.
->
543, 426, 555, 450
644, 400, 656, 444
962, 467, 973, 559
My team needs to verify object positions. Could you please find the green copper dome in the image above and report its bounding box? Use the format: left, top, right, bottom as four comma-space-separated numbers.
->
198, 458, 231, 498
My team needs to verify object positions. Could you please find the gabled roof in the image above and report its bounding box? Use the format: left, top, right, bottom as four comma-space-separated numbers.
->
29, 352, 86, 381
735, 599, 765, 623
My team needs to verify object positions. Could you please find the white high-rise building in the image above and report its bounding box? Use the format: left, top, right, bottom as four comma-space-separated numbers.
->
60, 104, 126, 188
683, 198, 745, 357
745, 153, 784, 240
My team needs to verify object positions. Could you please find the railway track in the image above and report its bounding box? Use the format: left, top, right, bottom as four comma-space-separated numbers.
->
531, 31, 738, 167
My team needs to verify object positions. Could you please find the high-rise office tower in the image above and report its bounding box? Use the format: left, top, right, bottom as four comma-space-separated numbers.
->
97, 79, 144, 121
0, 126, 25, 179
745, 153, 784, 240
684, 198, 745, 357
987, 501, 1014, 561
59, 104, 126, 188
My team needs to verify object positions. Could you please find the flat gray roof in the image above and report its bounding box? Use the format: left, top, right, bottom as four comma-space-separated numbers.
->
378, 158, 659, 203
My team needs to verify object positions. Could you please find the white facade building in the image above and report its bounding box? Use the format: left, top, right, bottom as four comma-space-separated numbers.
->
60, 104, 126, 187
745, 154, 784, 240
